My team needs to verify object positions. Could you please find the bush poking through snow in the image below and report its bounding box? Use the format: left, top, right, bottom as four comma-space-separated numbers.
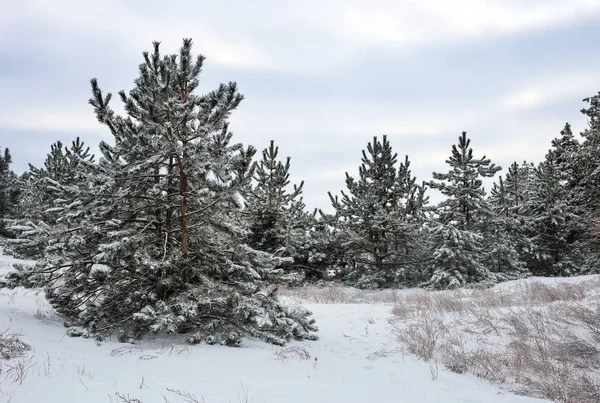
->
0, 329, 31, 360
399, 318, 448, 361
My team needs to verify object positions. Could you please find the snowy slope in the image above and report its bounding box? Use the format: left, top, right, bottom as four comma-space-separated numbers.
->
0, 251, 547, 403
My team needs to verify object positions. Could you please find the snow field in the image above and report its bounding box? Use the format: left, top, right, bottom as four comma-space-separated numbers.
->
0, 252, 564, 403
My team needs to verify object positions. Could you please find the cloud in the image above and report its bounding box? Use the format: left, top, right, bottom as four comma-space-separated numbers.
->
0, 0, 269, 70
3, 0, 598, 75
504, 91, 541, 111
327, 0, 599, 47
503, 72, 600, 111
0, 105, 102, 133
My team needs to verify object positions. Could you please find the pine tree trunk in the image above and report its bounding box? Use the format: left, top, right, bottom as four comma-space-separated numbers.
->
177, 156, 188, 254
178, 83, 189, 255
373, 247, 383, 269
154, 167, 162, 239
166, 156, 174, 248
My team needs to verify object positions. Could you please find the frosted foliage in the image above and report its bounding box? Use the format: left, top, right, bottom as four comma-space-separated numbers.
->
3, 138, 94, 260
422, 223, 495, 290
328, 135, 428, 288
425, 132, 501, 289
0, 40, 317, 346
242, 140, 313, 283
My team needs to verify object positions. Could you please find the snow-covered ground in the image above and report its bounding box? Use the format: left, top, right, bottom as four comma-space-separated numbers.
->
0, 251, 554, 403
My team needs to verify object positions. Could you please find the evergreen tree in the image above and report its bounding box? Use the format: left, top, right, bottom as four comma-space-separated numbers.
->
487, 161, 537, 272
302, 212, 344, 281
485, 176, 530, 280
579, 92, 600, 208
0, 147, 18, 237
1, 39, 317, 346
424, 131, 501, 289
243, 141, 311, 282
576, 92, 600, 263
550, 123, 582, 188
514, 121, 591, 277
5, 138, 95, 259
528, 151, 583, 276
503, 161, 537, 213
429, 132, 501, 230
328, 135, 428, 288
0, 147, 11, 218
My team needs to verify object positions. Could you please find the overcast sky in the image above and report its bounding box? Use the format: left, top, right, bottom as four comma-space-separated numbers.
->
1, 0, 600, 211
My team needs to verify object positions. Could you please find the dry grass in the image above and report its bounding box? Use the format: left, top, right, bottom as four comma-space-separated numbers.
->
110, 345, 143, 357
278, 284, 404, 304
274, 345, 311, 360
0, 329, 31, 360
108, 385, 260, 403
113, 392, 144, 403
164, 388, 205, 403
3, 354, 35, 385
157, 344, 190, 356
523, 282, 586, 303
399, 318, 448, 360
390, 276, 600, 403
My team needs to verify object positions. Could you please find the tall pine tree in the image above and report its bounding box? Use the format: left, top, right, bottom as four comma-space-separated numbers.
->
328, 135, 428, 288
487, 161, 537, 274
243, 141, 312, 282
0, 147, 19, 237
2, 39, 317, 346
528, 143, 583, 276
6, 138, 95, 259
0, 148, 13, 219
485, 174, 530, 280
576, 92, 600, 263
424, 131, 501, 289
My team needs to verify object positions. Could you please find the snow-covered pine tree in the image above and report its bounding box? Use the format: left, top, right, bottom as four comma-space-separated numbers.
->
424, 131, 501, 289
20, 138, 94, 221
302, 211, 344, 281
550, 123, 582, 189
243, 140, 311, 283
579, 93, 600, 211
575, 92, 600, 264
5, 138, 95, 259
328, 135, 428, 288
489, 161, 538, 269
485, 176, 530, 280
0, 148, 12, 218
503, 161, 537, 213
527, 145, 584, 276
0, 147, 19, 237
1, 39, 317, 346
